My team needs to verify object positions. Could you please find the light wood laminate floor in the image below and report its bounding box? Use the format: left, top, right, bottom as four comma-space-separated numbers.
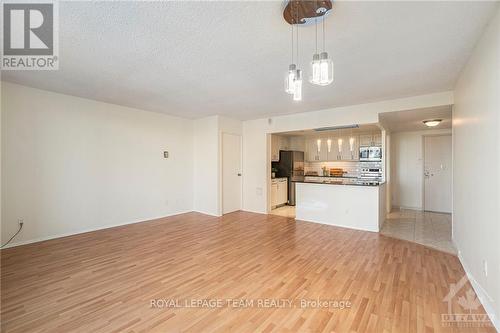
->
1, 211, 494, 332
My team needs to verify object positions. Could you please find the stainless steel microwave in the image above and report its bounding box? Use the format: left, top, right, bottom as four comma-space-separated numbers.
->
359, 146, 382, 161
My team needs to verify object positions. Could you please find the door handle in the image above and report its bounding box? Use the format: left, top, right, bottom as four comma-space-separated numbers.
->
237, 173, 242, 176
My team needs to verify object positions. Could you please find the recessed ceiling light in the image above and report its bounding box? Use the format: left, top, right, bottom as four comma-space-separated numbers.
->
423, 119, 442, 127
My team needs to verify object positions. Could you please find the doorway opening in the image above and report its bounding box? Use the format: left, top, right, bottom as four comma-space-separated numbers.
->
379, 106, 455, 254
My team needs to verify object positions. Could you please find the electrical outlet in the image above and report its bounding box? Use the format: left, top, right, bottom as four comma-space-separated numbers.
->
18, 218, 24, 226
483, 260, 488, 277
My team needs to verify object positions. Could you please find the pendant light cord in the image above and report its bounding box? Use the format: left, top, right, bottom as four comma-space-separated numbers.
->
322, 13, 326, 52
291, 18, 294, 64
315, 1, 318, 54
315, 18, 318, 54
295, 1, 299, 64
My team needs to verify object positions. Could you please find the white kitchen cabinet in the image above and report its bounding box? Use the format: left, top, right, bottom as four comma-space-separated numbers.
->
359, 133, 382, 147
271, 183, 278, 206
306, 138, 322, 161
342, 136, 359, 160
271, 135, 290, 161
271, 178, 288, 207
277, 179, 288, 205
327, 137, 355, 161
327, 137, 341, 161
271, 138, 279, 162
359, 134, 373, 147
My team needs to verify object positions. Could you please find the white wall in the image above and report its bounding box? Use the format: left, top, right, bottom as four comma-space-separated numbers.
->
242, 92, 454, 214
453, 6, 500, 329
390, 128, 451, 210
1, 82, 194, 247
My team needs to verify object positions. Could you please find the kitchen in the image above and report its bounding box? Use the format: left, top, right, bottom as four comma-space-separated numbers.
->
270, 124, 386, 231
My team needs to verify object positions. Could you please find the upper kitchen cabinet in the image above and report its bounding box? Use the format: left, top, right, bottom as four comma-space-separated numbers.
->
306, 137, 328, 161
306, 136, 360, 161
341, 136, 359, 161
373, 133, 382, 146
359, 133, 382, 147
271, 135, 290, 161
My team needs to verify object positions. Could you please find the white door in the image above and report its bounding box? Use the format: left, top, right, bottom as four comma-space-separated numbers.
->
222, 133, 242, 214
424, 135, 452, 213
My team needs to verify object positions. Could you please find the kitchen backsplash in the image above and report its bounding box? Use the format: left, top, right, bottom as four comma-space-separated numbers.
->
305, 161, 365, 177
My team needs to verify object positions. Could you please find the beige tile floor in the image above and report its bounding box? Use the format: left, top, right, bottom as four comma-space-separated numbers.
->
270, 205, 296, 218
270, 206, 455, 254
381, 209, 456, 254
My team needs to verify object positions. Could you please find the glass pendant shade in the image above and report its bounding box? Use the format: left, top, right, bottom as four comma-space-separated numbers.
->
327, 138, 332, 152
284, 64, 297, 94
349, 137, 355, 151
293, 69, 302, 101
319, 52, 334, 86
310, 54, 321, 84
337, 138, 343, 152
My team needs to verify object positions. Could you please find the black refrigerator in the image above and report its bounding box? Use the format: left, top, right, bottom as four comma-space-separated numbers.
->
274, 150, 304, 206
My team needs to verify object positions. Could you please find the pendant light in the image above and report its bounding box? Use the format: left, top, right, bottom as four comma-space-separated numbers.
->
327, 138, 332, 152
285, 64, 297, 94
349, 128, 355, 152
317, 15, 334, 86
316, 139, 322, 152
284, 19, 296, 94
293, 69, 302, 101
337, 130, 343, 153
284, 1, 302, 100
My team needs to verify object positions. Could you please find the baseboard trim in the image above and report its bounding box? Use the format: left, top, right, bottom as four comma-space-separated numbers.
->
241, 209, 267, 215
391, 205, 423, 211
1, 210, 192, 249
192, 210, 221, 217
455, 242, 499, 332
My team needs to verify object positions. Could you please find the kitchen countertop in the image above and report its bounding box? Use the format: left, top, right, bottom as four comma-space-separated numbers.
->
304, 175, 359, 179
293, 179, 385, 187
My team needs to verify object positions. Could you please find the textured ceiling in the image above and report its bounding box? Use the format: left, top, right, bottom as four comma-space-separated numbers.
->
2, 1, 497, 120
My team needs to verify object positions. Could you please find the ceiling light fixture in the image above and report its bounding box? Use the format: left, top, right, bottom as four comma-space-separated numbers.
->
284, 1, 303, 101
284, 18, 296, 94
423, 119, 442, 127
284, 0, 333, 100
317, 16, 334, 86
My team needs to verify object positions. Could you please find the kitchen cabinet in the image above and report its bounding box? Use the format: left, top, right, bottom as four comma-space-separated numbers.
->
327, 136, 359, 161
271, 135, 290, 162
306, 138, 328, 162
342, 136, 359, 160
359, 133, 382, 147
271, 178, 288, 207
328, 138, 342, 161
306, 136, 360, 161
277, 179, 288, 205
271, 183, 278, 206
